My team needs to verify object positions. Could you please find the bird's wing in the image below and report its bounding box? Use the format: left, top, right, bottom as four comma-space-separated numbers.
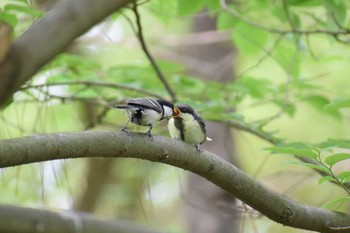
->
195, 114, 207, 141
127, 98, 162, 112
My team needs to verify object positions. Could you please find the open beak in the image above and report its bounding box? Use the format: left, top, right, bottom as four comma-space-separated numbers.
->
173, 108, 181, 117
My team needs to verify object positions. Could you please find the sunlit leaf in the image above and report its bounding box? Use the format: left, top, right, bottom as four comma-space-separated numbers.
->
217, 12, 239, 30
273, 40, 300, 78
323, 196, 350, 209
337, 171, 350, 183
147, 1, 177, 23
285, 161, 331, 174
177, 0, 206, 16
303, 95, 341, 119
325, 153, 350, 167
317, 139, 350, 150
265, 143, 319, 159
47, 74, 72, 83
273, 101, 296, 117
319, 175, 336, 185
233, 76, 274, 99
0, 12, 18, 27
232, 22, 269, 54
286, 0, 325, 7
324, 0, 347, 27
325, 97, 350, 110
4, 4, 42, 17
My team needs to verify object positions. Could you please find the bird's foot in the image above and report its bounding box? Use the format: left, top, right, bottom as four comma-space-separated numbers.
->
121, 127, 130, 135
146, 131, 154, 141
195, 143, 202, 153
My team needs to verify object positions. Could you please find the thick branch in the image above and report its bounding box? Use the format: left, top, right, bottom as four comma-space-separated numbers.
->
0, 204, 163, 233
0, 131, 349, 232
0, 0, 133, 108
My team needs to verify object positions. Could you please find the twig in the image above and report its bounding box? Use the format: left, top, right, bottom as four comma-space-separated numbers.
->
236, 34, 284, 78
220, 0, 350, 36
20, 80, 164, 99
130, 1, 177, 102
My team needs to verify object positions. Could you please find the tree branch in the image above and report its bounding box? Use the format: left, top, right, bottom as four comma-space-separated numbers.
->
20, 80, 164, 99
0, 131, 349, 232
0, 204, 163, 233
0, 0, 133, 108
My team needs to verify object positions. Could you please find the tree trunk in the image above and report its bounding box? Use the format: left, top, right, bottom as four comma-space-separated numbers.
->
181, 14, 240, 233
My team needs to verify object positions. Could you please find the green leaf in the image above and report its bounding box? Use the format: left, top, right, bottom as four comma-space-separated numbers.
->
147, 1, 177, 23
317, 139, 350, 151
325, 153, 350, 167
304, 95, 341, 119
232, 76, 273, 99
286, 0, 325, 7
286, 161, 331, 175
207, 0, 221, 13
47, 74, 72, 83
273, 40, 300, 78
290, 13, 301, 29
217, 12, 238, 30
177, 0, 206, 16
265, 143, 319, 159
325, 97, 350, 110
273, 101, 296, 117
232, 22, 269, 54
337, 171, 350, 183
318, 175, 337, 185
304, 95, 329, 110
323, 196, 350, 209
0, 12, 18, 27
5, 4, 42, 17
324, 0, 347, 27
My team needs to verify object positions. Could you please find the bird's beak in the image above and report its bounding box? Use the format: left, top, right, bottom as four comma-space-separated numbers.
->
173, 108, 181, 117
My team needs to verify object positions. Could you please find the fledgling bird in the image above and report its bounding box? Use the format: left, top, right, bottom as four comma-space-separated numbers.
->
112, 97, 174, 137
168, 104, 211, 151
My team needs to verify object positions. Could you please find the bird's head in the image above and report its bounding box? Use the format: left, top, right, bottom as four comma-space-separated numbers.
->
173, 104, 196, 121
157, 99, 174, 118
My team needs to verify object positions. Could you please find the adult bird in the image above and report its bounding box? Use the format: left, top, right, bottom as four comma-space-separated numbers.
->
113, 97, 174, 137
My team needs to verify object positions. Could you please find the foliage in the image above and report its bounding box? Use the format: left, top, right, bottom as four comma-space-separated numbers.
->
2, 0, 350, 232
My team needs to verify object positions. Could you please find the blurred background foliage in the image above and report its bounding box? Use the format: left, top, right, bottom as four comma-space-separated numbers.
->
1, 0, 350, 232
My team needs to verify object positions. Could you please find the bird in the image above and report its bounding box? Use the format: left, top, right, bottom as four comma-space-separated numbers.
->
168, 104, 211, 151
112, 97, 174, 137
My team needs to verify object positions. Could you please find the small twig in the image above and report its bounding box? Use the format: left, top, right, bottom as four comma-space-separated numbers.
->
20, 80, 164, 99
220, 0, 350, 36
218, 119, 281, 144
130, 1, 177, 102
85, 99, 126, 130
282, 0, 296, 32
236, 34, 284, 78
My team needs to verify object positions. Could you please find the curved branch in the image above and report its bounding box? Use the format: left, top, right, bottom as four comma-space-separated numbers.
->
0, 204, 163, 233
0, 131, 349, 232
0, 0, 133, 108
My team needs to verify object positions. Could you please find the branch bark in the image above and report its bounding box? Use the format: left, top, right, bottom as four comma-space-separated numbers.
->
0, 204, 163, 233
0, 0, 133, 108
0, 131, 349, 232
